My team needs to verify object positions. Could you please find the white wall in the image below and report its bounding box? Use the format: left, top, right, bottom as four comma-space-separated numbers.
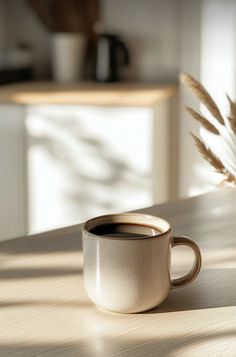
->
178, 0, 203, 198
0, 0, 50, 78
179, 0, 236, 198
101, 0, 180, 82
200, 0, 236, 190
201, 0, 236, 111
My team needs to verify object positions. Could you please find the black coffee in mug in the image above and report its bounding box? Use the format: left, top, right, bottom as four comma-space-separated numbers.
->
89, 222, 162, 238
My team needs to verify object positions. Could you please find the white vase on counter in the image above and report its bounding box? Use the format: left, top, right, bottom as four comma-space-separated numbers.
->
52, 33, 86, 82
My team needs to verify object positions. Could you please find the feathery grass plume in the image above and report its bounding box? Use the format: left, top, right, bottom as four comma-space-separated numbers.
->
191, 133, 236, 183
186, 107, 219, 135
227, 94, 236, 134
191, 133, 224, 173
180, 73, 225, 125
220, 175, 236, 185
181, 73, 236, 185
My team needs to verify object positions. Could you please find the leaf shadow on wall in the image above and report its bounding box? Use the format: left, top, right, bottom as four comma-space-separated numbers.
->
28, 113, 149, 223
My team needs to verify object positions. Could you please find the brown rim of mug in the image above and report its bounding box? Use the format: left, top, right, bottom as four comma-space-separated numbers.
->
83, 213, 171, 240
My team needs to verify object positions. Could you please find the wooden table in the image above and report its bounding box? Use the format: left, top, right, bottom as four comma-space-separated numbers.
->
1, 188, 236, 356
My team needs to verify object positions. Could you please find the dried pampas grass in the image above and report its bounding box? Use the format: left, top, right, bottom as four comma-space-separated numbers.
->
180, 73, 225, 125
227, 95, 236, 134
186, 107, 219, 135
181, 73, 236, 185
191, 134, 236, 184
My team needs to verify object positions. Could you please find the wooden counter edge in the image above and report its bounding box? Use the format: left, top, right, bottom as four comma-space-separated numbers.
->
0, 82, 177, 106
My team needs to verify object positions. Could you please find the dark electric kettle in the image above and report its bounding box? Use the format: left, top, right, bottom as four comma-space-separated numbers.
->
94, 33, 130, 82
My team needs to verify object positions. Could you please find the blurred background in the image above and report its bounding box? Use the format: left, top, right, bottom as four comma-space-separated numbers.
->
0, 0, 234, 240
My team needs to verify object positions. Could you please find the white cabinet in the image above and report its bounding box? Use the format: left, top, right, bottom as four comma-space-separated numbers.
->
0, 105, 27, 239
26, 102, 174, 234
0, 85, 177, 240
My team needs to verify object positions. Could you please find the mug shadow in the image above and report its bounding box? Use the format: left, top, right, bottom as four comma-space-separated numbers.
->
145, 268, 236, 314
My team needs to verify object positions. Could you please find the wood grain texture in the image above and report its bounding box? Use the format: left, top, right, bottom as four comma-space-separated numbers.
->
0, 82, 176, 107
0, 188, 236, 356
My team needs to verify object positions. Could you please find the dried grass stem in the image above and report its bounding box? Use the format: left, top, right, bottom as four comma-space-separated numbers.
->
186, 107, 219, 135
181, 73, 224, 125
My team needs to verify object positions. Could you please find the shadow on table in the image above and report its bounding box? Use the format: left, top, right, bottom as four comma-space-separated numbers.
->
0, 225, 83, 255
146, 268, 236, 314
0, 267, 82, 280
0, 329, 235, 357
0, 299, 91, 309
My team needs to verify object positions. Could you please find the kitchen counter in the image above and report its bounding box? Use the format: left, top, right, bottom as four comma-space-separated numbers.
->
0, 81, 177, 107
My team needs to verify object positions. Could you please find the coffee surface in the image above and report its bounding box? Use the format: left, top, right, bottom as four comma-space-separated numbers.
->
90, 222, 162, 238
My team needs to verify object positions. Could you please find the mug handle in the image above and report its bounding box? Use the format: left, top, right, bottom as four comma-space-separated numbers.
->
171, 236, 202, 289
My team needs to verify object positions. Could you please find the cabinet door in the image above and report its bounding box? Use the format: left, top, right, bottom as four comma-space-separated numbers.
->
0, 105, 27, 240
26, 105, 154, 233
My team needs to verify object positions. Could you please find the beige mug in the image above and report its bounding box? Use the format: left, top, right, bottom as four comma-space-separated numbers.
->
82, 213, 202, 313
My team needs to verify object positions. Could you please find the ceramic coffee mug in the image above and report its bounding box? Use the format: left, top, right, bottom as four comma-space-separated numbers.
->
82, 213, 202, 313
